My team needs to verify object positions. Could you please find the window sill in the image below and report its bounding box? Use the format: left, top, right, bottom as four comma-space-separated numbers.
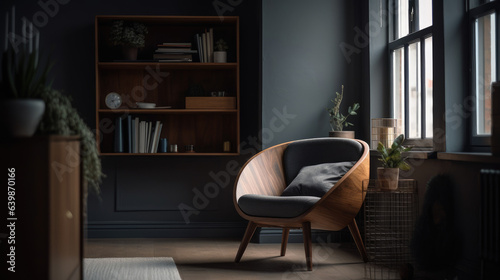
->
370, 150, 500, 163
370, 150, 437, 159
437, 152, 500, 164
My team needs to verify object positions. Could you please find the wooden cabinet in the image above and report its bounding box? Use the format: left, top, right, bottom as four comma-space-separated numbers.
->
95, 16, 240, 156
1, 136, 82, 280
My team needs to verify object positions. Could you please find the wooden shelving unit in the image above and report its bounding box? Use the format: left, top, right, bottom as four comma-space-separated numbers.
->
95, 15, 239, 156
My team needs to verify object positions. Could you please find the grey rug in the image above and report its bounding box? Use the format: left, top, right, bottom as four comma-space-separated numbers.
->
84, 257, 182, 280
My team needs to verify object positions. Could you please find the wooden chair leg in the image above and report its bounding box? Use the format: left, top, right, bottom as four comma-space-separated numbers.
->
235, 221, 258, 263
281, 228, 290, 256
302, 222, 313, 271
347, 218, 368, 262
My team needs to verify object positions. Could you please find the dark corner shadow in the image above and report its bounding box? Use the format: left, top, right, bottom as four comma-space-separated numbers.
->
177, 257, 365, 273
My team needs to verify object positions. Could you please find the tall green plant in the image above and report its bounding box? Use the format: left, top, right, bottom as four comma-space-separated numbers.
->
377, 134, 413, 171
327, 85, 360, 131
1, 48, 53, 98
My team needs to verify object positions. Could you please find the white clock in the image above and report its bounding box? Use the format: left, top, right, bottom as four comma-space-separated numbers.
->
105, 92, 122, 109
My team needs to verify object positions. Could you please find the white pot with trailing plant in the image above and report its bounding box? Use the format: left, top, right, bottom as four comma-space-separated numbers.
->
1, 26, 103, 196
109, 20, 148, 60
376, 134, 412, 190
327, 85, 360, 138
214, 39, 228, 63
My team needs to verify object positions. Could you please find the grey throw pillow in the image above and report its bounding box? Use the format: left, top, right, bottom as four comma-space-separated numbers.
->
281, 161, 356, 197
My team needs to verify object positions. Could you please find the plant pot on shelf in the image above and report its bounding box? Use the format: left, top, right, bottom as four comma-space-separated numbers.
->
376, 167, 399, 190
329, 131, 355, 139
214, 51, 227, 63
0, 99, 45, 137
122, 46, 138, 60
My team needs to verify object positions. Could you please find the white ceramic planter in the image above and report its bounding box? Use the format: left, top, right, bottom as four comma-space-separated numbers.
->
1, 99, 45, 137
214, 51, 227, 63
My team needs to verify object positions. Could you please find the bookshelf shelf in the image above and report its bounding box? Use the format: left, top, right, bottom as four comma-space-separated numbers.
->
98, 62, 238, 70
95, 15, 240, 155
98, 109, 238, 114
100, 152, 240, 156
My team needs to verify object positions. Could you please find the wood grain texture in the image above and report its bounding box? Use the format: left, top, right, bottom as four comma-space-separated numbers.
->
302, 222, 313, 271
233, 139, 370, 269
281, 228, 290, 256
234, 143, 289, 201
95, 16, 240, 155
234, 221, 257, 263
1, 136, 82, 280
348, 219, 368, 262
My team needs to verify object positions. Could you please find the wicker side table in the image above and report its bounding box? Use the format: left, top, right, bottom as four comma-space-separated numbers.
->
362, 179, 419, 279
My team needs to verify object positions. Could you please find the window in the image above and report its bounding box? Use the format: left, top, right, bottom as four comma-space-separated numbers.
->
390, 0, 433, 148
469, 1, 498, 147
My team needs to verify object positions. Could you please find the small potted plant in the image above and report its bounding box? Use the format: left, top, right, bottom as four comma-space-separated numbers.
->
0, 47, 51, 137
376, 134, 412, 190
327, 85, 360, 138
109, 20, 148, 60
214, 39, 228, 63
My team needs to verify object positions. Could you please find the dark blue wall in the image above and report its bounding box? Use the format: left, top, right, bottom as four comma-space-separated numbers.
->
262, 0, 365, 148
1, 0, 261, 237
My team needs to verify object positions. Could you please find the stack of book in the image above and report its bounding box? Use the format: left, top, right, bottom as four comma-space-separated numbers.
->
153, 43, 196, 62
114, 116, 164, 153
195, 28, 213, 63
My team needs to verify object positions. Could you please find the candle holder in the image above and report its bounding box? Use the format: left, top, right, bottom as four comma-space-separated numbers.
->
371, 118, 401, 150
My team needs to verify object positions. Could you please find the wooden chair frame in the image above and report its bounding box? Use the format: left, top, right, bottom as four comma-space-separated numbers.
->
233, 138, 370, 271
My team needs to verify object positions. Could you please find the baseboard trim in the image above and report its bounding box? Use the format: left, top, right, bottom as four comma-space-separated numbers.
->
252, 227, 352, 244
86, 221, 247, 238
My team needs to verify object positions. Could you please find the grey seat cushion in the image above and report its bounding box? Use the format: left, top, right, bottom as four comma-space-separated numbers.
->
238, 194, 320, 218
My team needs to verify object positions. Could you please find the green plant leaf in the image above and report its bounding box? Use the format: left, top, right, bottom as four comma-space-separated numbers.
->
391, 134, 405, 150
399, 161, 411, 171
377, 142, 389, 157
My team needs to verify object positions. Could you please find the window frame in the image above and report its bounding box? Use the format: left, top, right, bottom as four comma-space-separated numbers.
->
468, 1, 499, 148
389, 0, 434, 149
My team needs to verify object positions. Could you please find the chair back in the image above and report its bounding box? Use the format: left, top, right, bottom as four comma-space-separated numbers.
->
282, 137, 364, 185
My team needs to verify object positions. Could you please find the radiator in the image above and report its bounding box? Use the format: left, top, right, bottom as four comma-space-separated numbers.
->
480, 169, 500, 263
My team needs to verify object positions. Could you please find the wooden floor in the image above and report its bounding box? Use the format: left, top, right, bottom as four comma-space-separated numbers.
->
84, 238, 371, 280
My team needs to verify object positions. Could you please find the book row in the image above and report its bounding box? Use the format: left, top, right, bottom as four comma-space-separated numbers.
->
114, 116, 164, 153
152, 27, 216, 63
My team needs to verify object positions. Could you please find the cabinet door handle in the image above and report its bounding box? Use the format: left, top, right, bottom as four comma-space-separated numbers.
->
66, 211, 73, 219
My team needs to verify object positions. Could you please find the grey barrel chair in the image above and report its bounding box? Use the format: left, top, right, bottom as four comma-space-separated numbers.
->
233, 137, 370, 270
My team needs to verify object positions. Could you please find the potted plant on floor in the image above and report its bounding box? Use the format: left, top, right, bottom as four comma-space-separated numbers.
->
109, 20, 148, 60
327, 85, 360, 138
376, 134, 412, 190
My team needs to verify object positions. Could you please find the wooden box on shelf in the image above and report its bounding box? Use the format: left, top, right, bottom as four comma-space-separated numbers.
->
95, 15, 240, 156
185, 97, 236, 109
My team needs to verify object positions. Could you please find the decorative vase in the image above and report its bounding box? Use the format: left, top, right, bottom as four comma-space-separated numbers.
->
1, 99, 45, 137
329, 131, 355, 139
376, 167, 399, 190
214, 51, 227, 63
122, 47, 138, 60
